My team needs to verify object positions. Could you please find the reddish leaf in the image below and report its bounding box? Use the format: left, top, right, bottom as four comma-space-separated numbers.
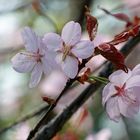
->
77, 68, 91, 84
42, 96, 55, 105
85, 6, 98, 41
32, 0, 41, 14
95, 43, 128, 72
109, 25, 140, 45
133, 16, 140, 25
126, 16, 140, 28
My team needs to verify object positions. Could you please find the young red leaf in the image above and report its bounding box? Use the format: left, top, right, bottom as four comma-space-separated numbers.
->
126, 16, 140, 28
77, 68, 91, 84
42, 96, 55, 105
109, 25, 140, 45
85, 6, 98, 41
32, 0, 41, 14
95, 43, 128, 72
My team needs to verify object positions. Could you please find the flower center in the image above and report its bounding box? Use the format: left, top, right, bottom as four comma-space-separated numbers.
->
35, 49, 43, 62
114, 83, 136, 104
62, 42, 71, 61
20, 48, 43, 62
114, 83, 126, 96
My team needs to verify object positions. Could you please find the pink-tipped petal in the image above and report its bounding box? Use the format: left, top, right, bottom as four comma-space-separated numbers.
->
29, 62, 43, 88
61, 21, 81, 46
43, 33, 63, 51
109, 70, 131, 86
102, 83, 116, 106
71, 41, 94, 59
55, 53, 79, 79
21, 27, 39, 52
106, 97, 121, 122
11, 53, 36, 73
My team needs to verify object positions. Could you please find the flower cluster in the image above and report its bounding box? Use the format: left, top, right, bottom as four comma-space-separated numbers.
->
12, 21, 95, 87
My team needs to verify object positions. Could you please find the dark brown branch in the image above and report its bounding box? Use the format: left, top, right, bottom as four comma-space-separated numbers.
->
34, 33, 140, 140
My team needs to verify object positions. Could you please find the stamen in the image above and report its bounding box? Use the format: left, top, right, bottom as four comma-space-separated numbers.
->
114, 83, 136, 104
114, 83, 126, 96
20, 49, 43, 62
62, 43, 71, 61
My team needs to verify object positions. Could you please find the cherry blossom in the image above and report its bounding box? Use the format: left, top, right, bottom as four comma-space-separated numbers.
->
11, 27, 56, 88
102, 64, 140, 122
43, 21, 94, 79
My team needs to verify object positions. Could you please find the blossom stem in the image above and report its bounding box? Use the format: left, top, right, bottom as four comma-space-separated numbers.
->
89, 76, 109, 84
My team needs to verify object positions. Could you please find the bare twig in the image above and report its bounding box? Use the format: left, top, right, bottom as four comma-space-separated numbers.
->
34, 33, 140, 140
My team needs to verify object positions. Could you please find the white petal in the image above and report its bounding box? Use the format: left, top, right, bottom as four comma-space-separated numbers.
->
43, 33, 63, 51
21, 27, 39, 52
126, 76, 140, 89
102, 83, 116, 106
132, 64, 140, 76
41, 49, 59, 74
29, 63, 43, 88
56, 53, 79, 79
11, 52, 36, 73
71, 41, 94, 59
109, 70, 132, 86
118, 96, 139, 118
106, 97, 121, 122
61, 21, 81, 46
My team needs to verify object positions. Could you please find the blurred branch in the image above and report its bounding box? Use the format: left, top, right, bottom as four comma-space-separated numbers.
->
0, 105, 49, 134
34, 33, 140, 140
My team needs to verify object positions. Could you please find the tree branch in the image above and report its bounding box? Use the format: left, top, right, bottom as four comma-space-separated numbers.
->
34, 33, 140, 140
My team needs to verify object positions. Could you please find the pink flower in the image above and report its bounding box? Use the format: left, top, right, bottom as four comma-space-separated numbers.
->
43, 21, 94, 78
102, 64, 140, 122
11, 27, 56, 88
